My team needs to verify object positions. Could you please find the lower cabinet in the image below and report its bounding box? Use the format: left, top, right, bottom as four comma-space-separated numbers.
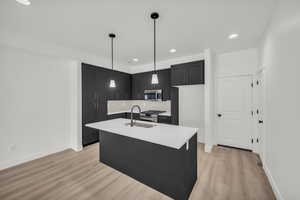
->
107, 113, 140, 120
107, 113, 126, 120
108, 113, 172, 125
82, 126, 99, 147
158, 116, 172, 124
125, 113, 140, 120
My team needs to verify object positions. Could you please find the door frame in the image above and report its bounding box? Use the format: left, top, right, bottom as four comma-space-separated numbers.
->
252, 68, 267, 159
215, 74, 255, 151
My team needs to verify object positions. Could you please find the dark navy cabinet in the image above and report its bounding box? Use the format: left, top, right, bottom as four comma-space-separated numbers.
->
82, 60, 204, 146
171, 60, 205, 86
132, 69, 171, 100
82, 63, 131, 146
158, 115, 172, 124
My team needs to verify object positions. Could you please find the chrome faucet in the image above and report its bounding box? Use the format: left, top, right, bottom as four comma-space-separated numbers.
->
130, 105, 141, 127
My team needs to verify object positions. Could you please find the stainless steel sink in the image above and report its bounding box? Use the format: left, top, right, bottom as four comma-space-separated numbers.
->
125, 122, 156, 128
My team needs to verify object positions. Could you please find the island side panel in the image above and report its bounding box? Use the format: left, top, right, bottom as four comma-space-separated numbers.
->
183, 133, 198, 196
99, 130, 197, 200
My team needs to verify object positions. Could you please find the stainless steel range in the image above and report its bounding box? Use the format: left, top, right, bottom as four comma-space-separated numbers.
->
140, 110, 166, 122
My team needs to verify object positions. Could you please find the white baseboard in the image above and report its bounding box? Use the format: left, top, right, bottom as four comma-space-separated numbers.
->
71, 145, 83, 152
263, 161, 284, 200
0, 146, 69, 170
204, 144, 213, 153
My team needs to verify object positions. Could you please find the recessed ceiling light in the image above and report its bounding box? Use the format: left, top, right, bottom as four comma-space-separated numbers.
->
169, 48, 176, 53
132, 58, 139, 62
16, 0, 31, 6
228, 33, 239, 39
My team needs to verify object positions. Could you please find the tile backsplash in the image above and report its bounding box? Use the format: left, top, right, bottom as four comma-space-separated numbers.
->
107, 100, 171, 114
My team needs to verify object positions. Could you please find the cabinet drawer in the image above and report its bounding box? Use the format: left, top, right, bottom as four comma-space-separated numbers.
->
158, 116, 172, 124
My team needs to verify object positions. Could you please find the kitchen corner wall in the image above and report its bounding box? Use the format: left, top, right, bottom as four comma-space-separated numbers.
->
0, 44, 78, 170
107, 100, 171, 114
260, 1, 300, 199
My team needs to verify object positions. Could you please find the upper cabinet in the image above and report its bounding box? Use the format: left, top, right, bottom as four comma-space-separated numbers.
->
156, 69, 171, 100
107, 70, 132, 100
131, 69, 171, 100
131, 72, 147, 100
171, 60, 205, 86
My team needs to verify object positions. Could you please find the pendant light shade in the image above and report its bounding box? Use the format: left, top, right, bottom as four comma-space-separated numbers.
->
151, 73, 159, 84
109, 79, 116, 88
109, 33, 116, 88
151, 12, 159, 85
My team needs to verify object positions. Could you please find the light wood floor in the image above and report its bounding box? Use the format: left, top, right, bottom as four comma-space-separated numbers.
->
0, 144, 275, 200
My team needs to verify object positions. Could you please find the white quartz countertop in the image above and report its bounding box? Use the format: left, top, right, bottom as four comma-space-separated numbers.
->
86, 118, 197, 149
107, 110, 171, 117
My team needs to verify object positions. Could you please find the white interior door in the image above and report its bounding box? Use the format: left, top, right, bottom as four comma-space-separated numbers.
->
216, 75, 253, 150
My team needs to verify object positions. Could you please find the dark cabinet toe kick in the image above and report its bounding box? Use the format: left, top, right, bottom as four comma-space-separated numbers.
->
99, 131, 197, 200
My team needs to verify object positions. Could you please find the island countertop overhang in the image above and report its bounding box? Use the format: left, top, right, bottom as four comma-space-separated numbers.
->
85, 118, 198, 150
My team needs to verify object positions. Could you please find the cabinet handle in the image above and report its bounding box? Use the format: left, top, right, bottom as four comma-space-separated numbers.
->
97, 96, 100, 112
217, 114, 222, 117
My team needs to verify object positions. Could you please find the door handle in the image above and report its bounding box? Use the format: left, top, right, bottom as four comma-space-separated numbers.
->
217, 114, 222, 117
258, 120, 263, 124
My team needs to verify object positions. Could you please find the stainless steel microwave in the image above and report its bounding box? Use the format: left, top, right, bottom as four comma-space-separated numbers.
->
144, 89, 162, 101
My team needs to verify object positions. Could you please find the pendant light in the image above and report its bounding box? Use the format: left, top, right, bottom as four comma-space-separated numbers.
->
109, 33, 116, 88
151, 12, 159, 84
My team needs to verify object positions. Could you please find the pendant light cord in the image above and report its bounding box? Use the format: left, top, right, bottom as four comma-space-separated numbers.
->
154, 18, 156, 72
111, 37, 114, 70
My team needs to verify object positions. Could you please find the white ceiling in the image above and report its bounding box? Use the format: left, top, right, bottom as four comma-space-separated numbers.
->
0, 0, 275, 68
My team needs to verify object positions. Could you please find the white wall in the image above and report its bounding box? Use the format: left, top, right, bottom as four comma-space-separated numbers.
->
130, 53, 204, 74
216, 48, 259, 77
69, 61, 82, 152
178, 85, 205, 143
204, 49, 215, 152
0, 31, 130, 74
0, 45, 79, 169
260, 1, 300, 199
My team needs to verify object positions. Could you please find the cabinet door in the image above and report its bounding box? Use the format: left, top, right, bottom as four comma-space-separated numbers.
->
171, 60, 205, 86
120, 73, 132, 100
189, 60, 205, 85
140, 72, 152, 91
171, 66, 188, 86
157, 69, 171, 100
82, 127, 99, 147
82, 65, 99, 123
82, 64, 101, 146
95, 67, 109, 121
158, 116, 172, 124
132, 73, 146, 100
107, 113, 126, 120
132, 74, 141, 100
171, 87, 179, 125
108, 71, 131, 100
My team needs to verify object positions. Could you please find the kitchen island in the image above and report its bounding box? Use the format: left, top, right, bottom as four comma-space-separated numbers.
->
86, 118, 198, 200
